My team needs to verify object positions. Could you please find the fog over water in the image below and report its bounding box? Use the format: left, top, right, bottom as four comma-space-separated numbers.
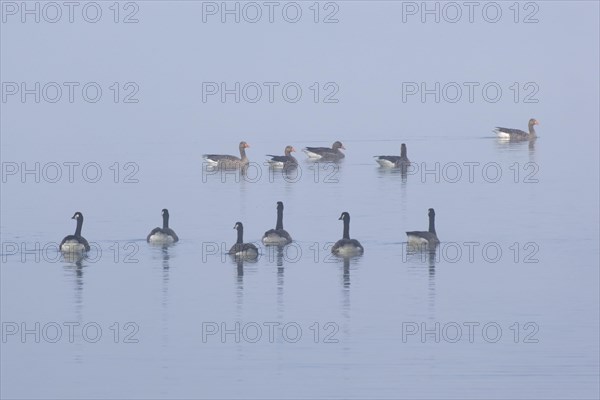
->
1, 1, 599, 399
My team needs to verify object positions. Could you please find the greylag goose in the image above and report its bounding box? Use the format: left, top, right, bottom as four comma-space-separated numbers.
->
203, 141, 250, 168
229, 222, 258, 259
494, 118, 539, 140
374, 143, 410, 168
406, 208, 440, 247
332, 212, 364, 256
303, 141, 345, 160
266, 146, 297, 169
147, 208, 179, 244
262, 201, 292, 245
60, 212, 90, 253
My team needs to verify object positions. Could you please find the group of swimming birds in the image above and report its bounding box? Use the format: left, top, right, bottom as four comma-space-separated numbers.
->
59, 119, 538, 258
59, 205, 438, 258
200, 118, 539, 169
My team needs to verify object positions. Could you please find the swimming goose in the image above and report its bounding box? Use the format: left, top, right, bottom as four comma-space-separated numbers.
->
303, 141, 345, 160
266, 146, 297, 169
147, 208, 179, 244
374, 143, 410, 168
262, 201, 292, 245
203, 141, 250, 168
494, 119, 539, 140
229, 222, 258, 258
332, 212, 364, 256
406, 208, 440, 247
60, 212, 90, 253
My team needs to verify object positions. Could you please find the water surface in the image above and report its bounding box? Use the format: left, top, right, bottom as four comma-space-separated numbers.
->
1, 2, 599, 399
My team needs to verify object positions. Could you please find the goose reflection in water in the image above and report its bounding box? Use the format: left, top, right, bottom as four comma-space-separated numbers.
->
62, 250, 87, 268
229, 250, 258, 282
263, 244, 286, 267
376, 163, 410, 184
62, 251, 86, 341
404, 243, 438, 314
342, 256, 351, 289
333, 255, 359, 316
331, 253, 362, 290
160, 245, 170, 268
495, 135, 538, 150
159, 246, 171, 308
231, 254, 260, 318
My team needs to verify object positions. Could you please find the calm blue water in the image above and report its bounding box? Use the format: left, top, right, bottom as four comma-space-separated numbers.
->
1, 2, 599, 399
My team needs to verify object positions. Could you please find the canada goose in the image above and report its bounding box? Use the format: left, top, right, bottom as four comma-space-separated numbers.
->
262, 201, 292, 245
374, 143, 410, 168
406, 208, 440, 247
60, 212, 90, 253
229, 222, 258, 259
147, 209, 179, 244
332, 212, 364, 256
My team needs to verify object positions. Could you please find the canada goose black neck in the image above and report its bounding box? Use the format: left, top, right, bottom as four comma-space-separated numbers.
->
162, 209, 170, 229
235, 222, 244, 244
400, 143, 407, 158
276, 202, 284, 230
72, 212, 84, 236
339, 212, 350, 239
428, 208, 436, 234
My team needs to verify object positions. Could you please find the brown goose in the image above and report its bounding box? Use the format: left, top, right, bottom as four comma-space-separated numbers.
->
303, 141, 345, 160
203, 141, 250, 168
374, 143, 410, 168
266, 146, 297, 169
494, 119, 539, 140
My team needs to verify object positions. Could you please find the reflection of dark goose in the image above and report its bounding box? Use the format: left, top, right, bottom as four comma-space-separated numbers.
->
229, 222, 258, 259
62, 251, 87, 266
60, 212, 90, 253
147, 209, 179, 244
342, 256, 350, 289
406, 208, 439, 247
374, 143, 410, 168
262, 201, 292, 246
266, 146, 297, 169
332, 212, 364, 256
203, 141, 250, 168
303, 141, 345, 160
494, 118, 539, 140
